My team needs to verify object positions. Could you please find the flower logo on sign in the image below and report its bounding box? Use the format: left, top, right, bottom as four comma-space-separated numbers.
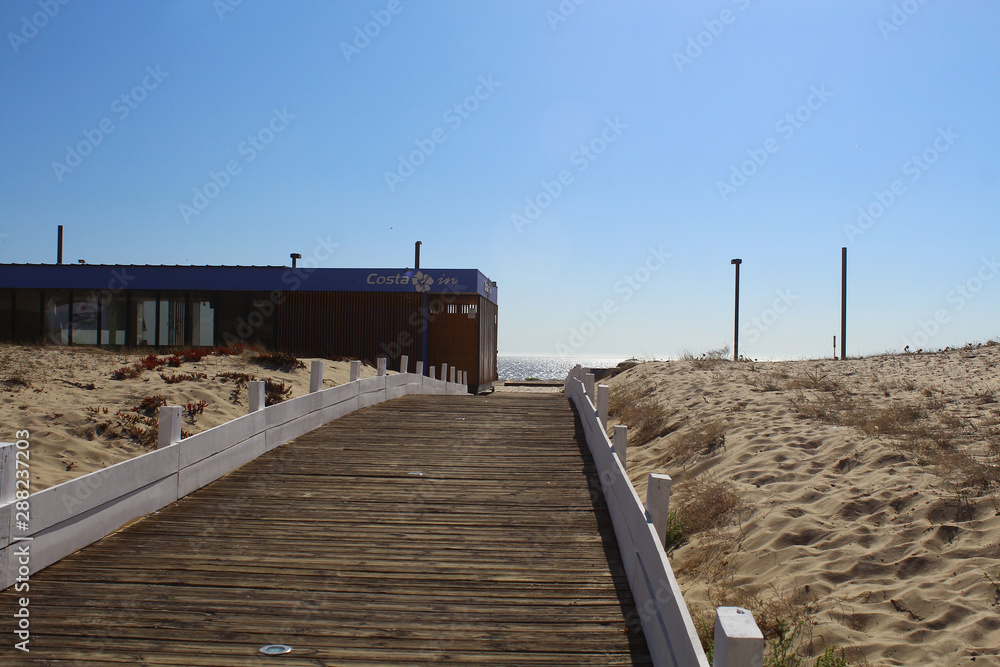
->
413, 271, 434, 293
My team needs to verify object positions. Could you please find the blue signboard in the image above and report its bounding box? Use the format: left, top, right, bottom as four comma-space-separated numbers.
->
0, 265, 498, 304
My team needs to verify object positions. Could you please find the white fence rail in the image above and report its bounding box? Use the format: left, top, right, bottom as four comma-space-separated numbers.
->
0, 360, 469, 590
564, 365, 763, 667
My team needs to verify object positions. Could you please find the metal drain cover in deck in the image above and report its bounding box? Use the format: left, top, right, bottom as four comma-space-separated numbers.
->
259, 644, 292, 655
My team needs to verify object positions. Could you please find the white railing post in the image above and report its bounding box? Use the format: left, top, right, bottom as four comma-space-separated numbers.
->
400, 355, 408, 374
415, 360, 424, 376
450, 366, 457, 384
440, 363, 448, 382
157, 406, 182, 449
248, 380, 265, 412
377, 357, 387, 376
429, 365, 436, 380
713, 607, 764, 667
309, 360, 323, 393
646, 473, 672, 548
0, 442, 16, 506
613, 425, 628, 469
597, 384, 609, 429
584, 372, 596, 400
350, 360, 361, 382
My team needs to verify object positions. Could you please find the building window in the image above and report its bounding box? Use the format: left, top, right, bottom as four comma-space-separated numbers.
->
44, 289, 71, 344
13, 290, 41, 342
159, 292, 187, 347
131, 292, 157, 346
0, 290, 11, 340
101, 290, 127, 345
190, 293, 215, 346
71, 291, 99, 345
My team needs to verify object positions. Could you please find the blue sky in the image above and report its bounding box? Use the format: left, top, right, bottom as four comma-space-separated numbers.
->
1, 0, 997, 359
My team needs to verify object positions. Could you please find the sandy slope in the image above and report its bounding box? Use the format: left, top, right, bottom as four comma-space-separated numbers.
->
0, 344, 378, 492
603, 346, 1000, 666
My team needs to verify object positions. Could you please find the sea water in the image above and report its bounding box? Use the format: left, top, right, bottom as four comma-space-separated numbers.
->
497, 355, 630, 381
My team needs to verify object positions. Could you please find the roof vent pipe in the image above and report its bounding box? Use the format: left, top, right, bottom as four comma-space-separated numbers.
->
290, 252, 301, 269
57, 225, 64, 264
414, 241, 422, 270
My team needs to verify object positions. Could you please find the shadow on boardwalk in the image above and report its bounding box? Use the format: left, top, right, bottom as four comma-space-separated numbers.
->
2, 393, 652, 665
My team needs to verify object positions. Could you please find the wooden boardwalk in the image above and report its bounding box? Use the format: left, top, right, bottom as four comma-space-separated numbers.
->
3, 393, 651, 665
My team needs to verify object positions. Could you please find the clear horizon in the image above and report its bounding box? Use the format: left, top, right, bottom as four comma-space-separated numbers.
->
2, 1, 997, 360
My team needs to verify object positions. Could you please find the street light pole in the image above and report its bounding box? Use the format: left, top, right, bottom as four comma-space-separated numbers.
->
731, 258, 742, 362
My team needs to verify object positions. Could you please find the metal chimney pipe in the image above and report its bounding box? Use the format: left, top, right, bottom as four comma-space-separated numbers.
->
414, 241, 422, 270
57, 225, 63, 264
290, 252, 301, 269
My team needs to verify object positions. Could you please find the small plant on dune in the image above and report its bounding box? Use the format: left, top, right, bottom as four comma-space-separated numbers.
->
133, 395, 167, 417
111, 363, 144, 380
609, 381, 682, 447
661, 510, 691, 552
215, 371, 259, 403
167, 355, 182, 367
682, 344, 732, 369
250, 351, 305, 370
765, 617, 804, 667
185, 400, 208, 422
160, 371, 208, 384
264, 378, 293, 404
215, 342, 247, 356
674, 475, 753, 537
813, 647, 850, 667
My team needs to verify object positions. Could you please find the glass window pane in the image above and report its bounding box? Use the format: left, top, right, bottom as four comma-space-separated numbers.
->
100, 290, 127, 345
44, 289, 71, 344
190, 293, 215, 347
131, 292, 157, 346
0, 290, 12, 341
13, 290, 41, 342
71, 291, 99, 345
159, 292, 186, 347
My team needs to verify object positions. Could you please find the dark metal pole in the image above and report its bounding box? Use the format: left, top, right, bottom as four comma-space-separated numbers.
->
290, 252, 301, 269
731, 258, 742, 361
414, 241, 422, 270
841, 247, 847, 360
57, 225, 63, 264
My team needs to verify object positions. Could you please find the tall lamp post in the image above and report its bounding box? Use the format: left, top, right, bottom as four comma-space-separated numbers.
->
731, 259, 742, 362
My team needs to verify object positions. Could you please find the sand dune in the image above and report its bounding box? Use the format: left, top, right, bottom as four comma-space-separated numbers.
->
604, 345, 1000, 666
0, 344, 377, 492
4, 342, 999, 664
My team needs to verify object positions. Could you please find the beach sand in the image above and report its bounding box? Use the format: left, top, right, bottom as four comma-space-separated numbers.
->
602, 345, 1000, 666
4, 343, 999, 664
0, 344, 377, 492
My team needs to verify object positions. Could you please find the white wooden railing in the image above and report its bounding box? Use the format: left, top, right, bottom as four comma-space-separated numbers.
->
0, 356, 469, 589
564, 365, 764, 667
